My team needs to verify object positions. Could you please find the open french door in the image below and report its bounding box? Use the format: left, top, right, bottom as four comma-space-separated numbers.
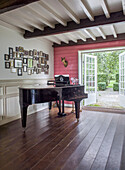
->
119, 52, 125, 107
84, 54, 97, 106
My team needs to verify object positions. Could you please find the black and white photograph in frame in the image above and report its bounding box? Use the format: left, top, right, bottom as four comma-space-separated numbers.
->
4, 54, 9, 60
23, 65, 27, 72
23, 58, 28, 64
9, 47, 13, 59
14, 59, 23, 68
29, 50, 33, 56
5, 62, 10, 69
17, 68, 22, 76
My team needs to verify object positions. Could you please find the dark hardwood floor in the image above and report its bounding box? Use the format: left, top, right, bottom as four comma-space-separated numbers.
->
0, 107, 125, 170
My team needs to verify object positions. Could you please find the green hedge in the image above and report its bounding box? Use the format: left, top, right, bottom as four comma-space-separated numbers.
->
113, 83, 119, 91
97, 73, 108, 86
116, 74, 119, 83
98, 82, 106, 91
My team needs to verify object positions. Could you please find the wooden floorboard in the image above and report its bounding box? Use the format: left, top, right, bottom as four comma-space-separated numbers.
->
0, 108, 125, 170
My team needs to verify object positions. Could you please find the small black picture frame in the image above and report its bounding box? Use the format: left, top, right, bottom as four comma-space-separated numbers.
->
23, 58, 27, 64
9, 47, 13, 59
15, 47, 19, 52
5, 62, 10, 69
20, 53, 24, 58
4, 54, 9, 60
29, 50, 33, 56
17, 68, 22, 76
23, 65, 27, 72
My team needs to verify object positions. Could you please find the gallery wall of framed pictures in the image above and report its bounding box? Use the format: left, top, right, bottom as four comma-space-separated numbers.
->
4, 46, 49, 76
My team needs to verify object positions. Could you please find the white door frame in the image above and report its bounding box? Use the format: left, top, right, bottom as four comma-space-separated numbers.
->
78, 46, 125, 106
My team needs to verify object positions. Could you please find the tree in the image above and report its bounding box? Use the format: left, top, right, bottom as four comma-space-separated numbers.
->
89, 50, 123, 82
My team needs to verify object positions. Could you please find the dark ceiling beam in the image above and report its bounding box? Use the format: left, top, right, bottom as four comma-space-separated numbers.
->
0, 0, 40, 14
53, 33, 125, 47
24, 11, 125, 39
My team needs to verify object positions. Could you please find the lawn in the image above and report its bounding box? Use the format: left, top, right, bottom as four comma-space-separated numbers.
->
106, 80, 116, 88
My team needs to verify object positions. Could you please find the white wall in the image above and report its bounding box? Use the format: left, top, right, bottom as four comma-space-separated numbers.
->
0, 25, 54, 80
0, 25, 54, 125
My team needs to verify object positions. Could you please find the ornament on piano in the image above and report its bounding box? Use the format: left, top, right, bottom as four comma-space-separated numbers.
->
71, 77, 79, 85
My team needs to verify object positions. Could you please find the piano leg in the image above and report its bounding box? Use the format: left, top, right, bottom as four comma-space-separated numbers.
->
49, 102, 52, 110
75, 101, 80, 120
62, 100, 64, 113
20, 105, 28, 128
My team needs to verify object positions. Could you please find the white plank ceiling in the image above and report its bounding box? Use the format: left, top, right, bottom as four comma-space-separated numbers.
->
0, 0, 125, 45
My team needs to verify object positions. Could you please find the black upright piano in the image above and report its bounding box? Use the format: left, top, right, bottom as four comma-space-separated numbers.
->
19, 75, 88, 128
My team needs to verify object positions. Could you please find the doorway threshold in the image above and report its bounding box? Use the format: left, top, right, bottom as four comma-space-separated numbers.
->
83, 106, 125, 114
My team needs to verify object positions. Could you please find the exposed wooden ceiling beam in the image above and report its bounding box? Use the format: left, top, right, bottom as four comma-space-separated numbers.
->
54, 35, 69, 44
0, 0, 40, 14
0, 19, 24, 34
79, 0, 94, 21
100, 0, 110, 18
58, 0, 80, 24
110, 25, 117, 38
122, 0, 125, 15
84, 29, 96, 40
53, 33, 125, 47
66, 33, 77, 43
12, 11, 44, 31
24, 11, 125, 39
27, 6, 55, 28
96, 27, 106, 39
38, 1, 67, 26
44, 36, 61, 44
0, 15, 34, 32
77, 31, 86, 41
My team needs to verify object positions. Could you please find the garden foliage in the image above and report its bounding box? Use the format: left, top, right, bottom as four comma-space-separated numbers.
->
98, 82, 106, 91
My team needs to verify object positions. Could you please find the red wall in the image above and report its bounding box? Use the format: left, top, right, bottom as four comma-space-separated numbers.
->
54, 40, 125, 80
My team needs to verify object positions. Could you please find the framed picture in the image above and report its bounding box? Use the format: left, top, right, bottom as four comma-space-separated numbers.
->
17, 68, 22, 76
39, 51, 43, 56
42, 53, 45, 57
15, 47, 19, 52
28, 69, 31, 75
37, 51, 40, 56
13, 52, 16, 58
19, 46, 24, 52
28, 58, 33, 68
36, 68, 39, 74
11, 68, 17, 73
24, 50, 29, 56
20, 53, 24, 58
10, 60, 14, 67
31, 69, 34, 74
41, 65, 44, 72
4, 54, 9, 60
41, 57, 45, 64
38, 57, 42, 64
5, 62, 10, 69
23, 65, 27, 72
16, 52, 19, 58
9, 47, 13, 59
44, 60, 47, 65
14, 59, 23, 68
29, 50, 33, 56
23, 58, 28, 64
34, 66, 37, 72
33, 49, 37, 56
45, 54, 49, 60
37, 64, 41, 68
